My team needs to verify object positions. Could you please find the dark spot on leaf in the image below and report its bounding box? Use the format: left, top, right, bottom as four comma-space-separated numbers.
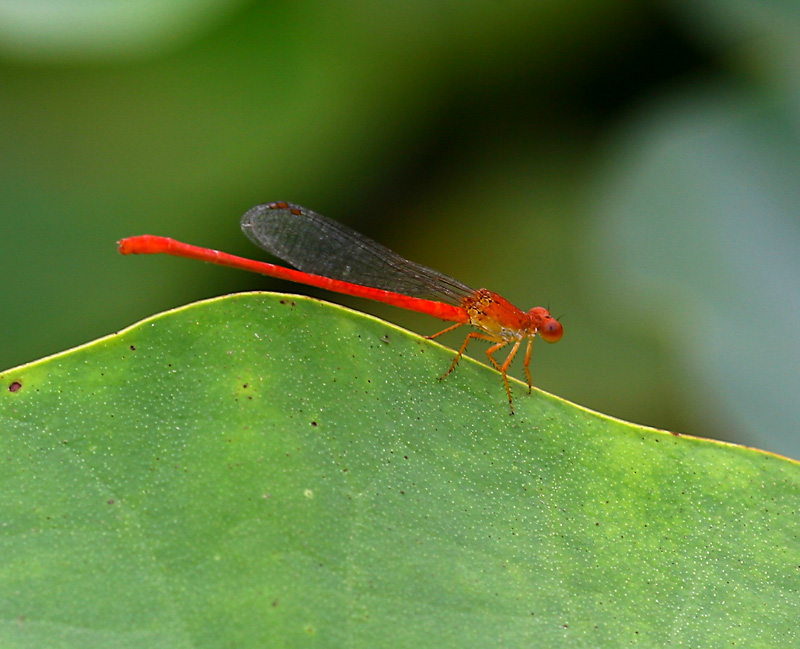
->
272, 599, 279, 607
311, 421, 317, 426
107, 499, 115, 505
130, 345, 136, 351
9, 381, 22, 393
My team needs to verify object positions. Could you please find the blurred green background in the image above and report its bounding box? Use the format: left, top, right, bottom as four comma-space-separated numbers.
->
1, 1, 798, 458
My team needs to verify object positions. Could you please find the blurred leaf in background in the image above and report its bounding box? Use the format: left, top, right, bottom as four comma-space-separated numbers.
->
584, 0, 800, 457
0, 0, 798, 458
0, 0, 249, 61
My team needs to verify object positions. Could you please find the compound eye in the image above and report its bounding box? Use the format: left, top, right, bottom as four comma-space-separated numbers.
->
539, 317, 563, 343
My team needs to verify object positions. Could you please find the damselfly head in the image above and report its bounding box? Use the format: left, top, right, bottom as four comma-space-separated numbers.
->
528, 307, 563, 343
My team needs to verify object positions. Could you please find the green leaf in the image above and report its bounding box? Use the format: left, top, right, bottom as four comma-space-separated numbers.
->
1, 293, 798, 648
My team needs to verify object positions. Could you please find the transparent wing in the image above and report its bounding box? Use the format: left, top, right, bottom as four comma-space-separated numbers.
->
240, 202, 473, 304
